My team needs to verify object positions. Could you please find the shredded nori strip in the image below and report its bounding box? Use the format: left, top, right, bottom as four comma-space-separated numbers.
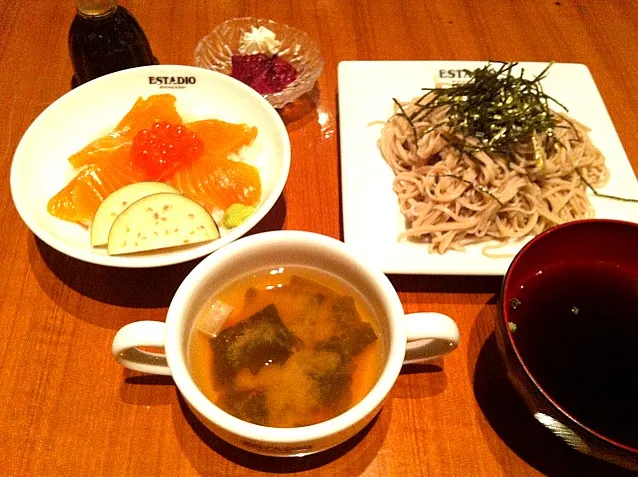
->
395, 61, 567, 160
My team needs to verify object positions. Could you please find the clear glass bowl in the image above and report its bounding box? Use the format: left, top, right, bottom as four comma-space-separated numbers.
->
194, 18, 324, 109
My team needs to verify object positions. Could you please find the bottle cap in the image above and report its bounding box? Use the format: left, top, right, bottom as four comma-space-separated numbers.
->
76, 0, 116, 16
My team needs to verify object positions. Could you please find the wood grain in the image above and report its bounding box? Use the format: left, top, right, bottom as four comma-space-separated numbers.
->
0, 0, 636, 475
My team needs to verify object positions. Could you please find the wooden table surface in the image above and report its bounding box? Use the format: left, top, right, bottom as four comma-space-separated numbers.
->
1, 1, 637, 475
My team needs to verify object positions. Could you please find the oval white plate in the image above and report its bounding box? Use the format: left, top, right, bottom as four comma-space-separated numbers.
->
10, 65, 290, 268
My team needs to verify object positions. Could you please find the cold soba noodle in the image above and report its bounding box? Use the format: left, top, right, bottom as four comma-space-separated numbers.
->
378, 63, 609, 254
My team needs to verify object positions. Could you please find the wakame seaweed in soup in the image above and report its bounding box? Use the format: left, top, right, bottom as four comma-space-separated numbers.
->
188, 267, 384, 428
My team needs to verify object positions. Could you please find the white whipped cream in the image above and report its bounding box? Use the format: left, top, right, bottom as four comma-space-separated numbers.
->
237, 26, 281, 55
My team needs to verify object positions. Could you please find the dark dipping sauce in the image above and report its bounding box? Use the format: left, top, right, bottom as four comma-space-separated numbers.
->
509, 261, 638, 449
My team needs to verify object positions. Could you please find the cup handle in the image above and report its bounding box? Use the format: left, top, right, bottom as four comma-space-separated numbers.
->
403, 312, 460, 364
112, 321, 172, 376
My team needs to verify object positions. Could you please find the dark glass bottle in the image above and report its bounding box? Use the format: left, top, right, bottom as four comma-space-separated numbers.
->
69, 0, 158, 87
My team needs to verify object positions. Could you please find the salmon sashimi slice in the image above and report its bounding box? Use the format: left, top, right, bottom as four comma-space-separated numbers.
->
168, 120, 260, 210
47, 143, 146, 226
48, 105, 261, 226
170, 155, 262, 211
185, 119, 258, 156
68, 95, 183, 168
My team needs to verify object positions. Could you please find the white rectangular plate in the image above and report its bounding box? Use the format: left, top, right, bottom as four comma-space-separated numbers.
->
338, 61, 638, 275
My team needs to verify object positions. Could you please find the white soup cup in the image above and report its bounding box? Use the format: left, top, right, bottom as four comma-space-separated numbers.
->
112, 230, 460, 456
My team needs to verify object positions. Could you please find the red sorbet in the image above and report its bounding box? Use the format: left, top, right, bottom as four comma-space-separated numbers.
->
231, 53, 298, 95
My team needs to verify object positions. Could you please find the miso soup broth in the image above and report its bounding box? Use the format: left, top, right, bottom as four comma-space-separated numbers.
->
188, 266, 385, 428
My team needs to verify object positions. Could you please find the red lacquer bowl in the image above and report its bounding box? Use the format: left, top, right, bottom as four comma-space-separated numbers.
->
497, 219, 638, 471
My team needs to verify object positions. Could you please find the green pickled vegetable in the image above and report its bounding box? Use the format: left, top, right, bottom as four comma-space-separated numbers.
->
222, 203, 255, 229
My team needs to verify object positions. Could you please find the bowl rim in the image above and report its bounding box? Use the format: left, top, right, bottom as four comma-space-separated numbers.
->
500, 218, 638, 453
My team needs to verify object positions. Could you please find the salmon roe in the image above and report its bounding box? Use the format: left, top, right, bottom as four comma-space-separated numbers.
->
131, 122, 204, 180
